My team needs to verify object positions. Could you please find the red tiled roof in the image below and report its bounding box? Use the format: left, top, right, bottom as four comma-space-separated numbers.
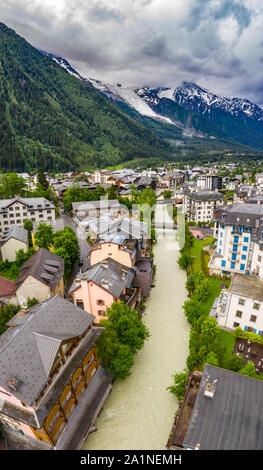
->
0, 276, 15, 297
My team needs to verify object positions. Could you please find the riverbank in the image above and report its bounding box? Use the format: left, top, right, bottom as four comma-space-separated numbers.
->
83, 232, 190, 450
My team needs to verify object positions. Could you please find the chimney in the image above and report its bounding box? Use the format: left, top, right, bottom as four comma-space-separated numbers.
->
9, 378, 18, 392
101, 259, 109, 269
204, 378, 217, 398
101, 279, 109, 289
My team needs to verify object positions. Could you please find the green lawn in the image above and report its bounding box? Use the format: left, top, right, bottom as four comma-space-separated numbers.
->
189, 236, 231, 316
220, 330, 236, 367
190, 236, 214, 272
0, 265, 20, 281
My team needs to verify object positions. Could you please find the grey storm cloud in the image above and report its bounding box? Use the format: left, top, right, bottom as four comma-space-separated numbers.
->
1, 0, 263, 104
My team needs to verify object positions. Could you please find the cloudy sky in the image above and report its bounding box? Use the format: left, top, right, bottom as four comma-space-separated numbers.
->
1, 0, 263, 104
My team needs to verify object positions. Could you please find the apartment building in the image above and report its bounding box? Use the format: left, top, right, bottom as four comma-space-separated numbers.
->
0, 296, 112, 449
0, 197, 55, 236
182, 189, 224, 223
196, 175, 223, 191
209, 203, 263, 277
91, 170, 113, 185
214, 274, 263, 335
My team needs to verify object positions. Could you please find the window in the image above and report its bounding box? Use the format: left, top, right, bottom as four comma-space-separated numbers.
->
240, 264, 245, 271
250, 315, 257, 322
233, 322, 240, 328
253, 303, 260, 310
258, 256, 262, 262
244, 236, 249, 243
243, 246, 248, 252
97, 299, 105, 306
231, 262, 235, 269
232, 253, 237, 261
247, 326, 254, 332
233, 244, 238, 252
221, 260, 226, 267
241, 254, 246, 260
98, 310, 104, 316
238, 298, 245, 305
236, 311, 243, 317
234, 236, 239, 243
76, 300, 84, 309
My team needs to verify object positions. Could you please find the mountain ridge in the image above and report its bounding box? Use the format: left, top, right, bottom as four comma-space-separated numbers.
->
44, 50, 263, 150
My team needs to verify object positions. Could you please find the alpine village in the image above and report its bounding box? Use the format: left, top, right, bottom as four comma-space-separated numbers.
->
2, 19, 263, 455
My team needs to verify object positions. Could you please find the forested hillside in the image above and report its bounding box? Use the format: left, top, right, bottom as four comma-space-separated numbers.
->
0, 23, 171, 172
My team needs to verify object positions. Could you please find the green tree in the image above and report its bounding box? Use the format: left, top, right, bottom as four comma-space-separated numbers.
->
15, 248, 35, 267
106, 184, 117, 200
195, 278, 209, 302
183, 298, 204, 326
35, 223, 54, 249
37, 168, 49, 191
97, 301, 149, 380
107, 344, 134, 380
167, 369, 188, 402
26, 297, 39, 308
163, 190, 173, 199
0, 304, 20, 335
96, 328, 119, 368
23, 219, 33, 232
200, 317, 219, 339
53, 226, 79, 276
205, 351, 219, 366
178, 251, 193, 269
226, 353, 244, 372
239, 361, 257, 377
106, 301, 150, 353
0, 173, 26, 198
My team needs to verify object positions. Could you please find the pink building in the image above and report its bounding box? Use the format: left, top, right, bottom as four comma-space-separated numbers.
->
69, 258, 139, 323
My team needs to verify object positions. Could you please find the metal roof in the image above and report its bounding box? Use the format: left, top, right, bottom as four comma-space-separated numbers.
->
183, 364, 263, 450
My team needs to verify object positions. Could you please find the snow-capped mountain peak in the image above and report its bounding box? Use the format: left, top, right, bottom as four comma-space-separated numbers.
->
173, 81, 263, 121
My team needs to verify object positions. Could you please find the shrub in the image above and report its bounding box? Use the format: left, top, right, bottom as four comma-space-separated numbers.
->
167, 369, 189, 402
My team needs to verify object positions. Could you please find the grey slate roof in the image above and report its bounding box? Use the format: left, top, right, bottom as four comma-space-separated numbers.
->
32, 217, 65, 233
98, 217, 148, 241
0, 197, 55, 213
0, 295, 95, 406
215, 203, 263, 228
70, 258, 136, 298
15, 248, 64, 291
184, 189, 224, 201
72, 199, 121, 212
1, 225, 28, 245
183, 364, 263, 450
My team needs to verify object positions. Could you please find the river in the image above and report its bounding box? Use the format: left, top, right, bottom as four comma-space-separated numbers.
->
83, 208, 190, 450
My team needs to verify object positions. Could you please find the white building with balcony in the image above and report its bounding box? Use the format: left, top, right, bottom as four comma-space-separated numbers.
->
182, 189, 223, 224
209, 203, 263, 277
